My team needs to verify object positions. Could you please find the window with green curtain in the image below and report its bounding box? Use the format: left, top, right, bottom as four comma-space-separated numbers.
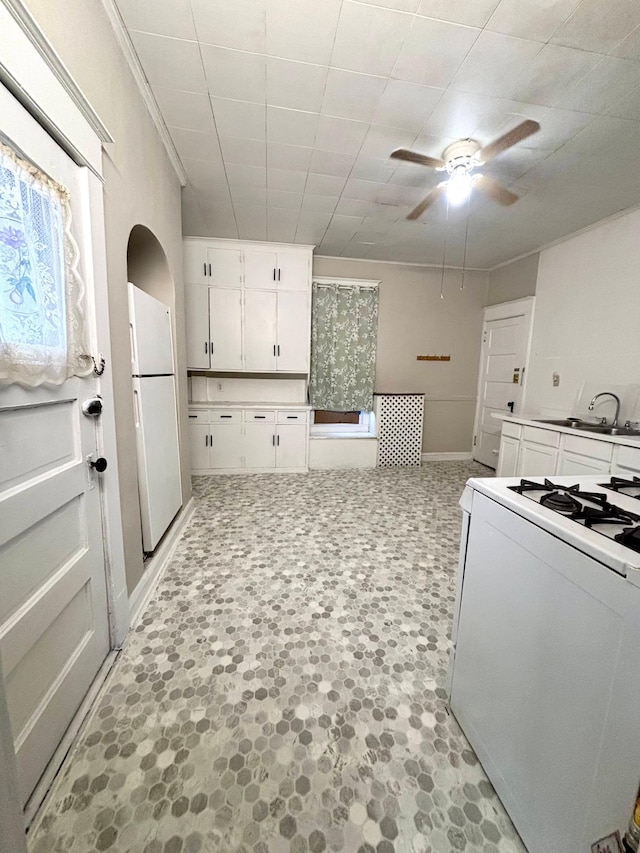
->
309, 281, 379, 412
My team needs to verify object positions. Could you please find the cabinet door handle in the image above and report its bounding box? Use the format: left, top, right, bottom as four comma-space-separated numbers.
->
277, 434, 280, 445
272, 435, 275, 446
208, 263, 212, 276
205, 434, 209, 446
278, 268, 281, 281
273, 268, 276, 281
210, 434, 213, 446
277, 345, 280, 356
205, 342, 208, 354
254, 415, 265, 419
286, 416, 297, 419
189, 415, 197, 419
220, 415, 232, 419
210, 342, 214, 357
203, 262, 207, 276
273, 345, 276, 356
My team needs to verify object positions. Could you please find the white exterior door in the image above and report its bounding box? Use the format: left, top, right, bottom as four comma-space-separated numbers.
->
209, 288, 242, 370
245, 290, 277, 371
277, 291, 309, 372
184, 285, 210, 369
0, 109, 110, 807
473, 298, 534, 468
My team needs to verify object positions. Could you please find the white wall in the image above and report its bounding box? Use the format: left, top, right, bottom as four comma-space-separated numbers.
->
487, 253, 538, 305
526, 207, 640, 418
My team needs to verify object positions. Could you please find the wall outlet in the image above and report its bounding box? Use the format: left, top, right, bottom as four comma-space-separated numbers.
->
217, 382, 223, 392
552, 373, 560, 387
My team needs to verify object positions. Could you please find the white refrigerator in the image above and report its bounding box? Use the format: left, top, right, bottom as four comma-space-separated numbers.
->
128, 283, 182, 552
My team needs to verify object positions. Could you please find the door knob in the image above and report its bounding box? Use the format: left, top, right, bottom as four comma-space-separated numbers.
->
507, 401, 515, 413
82, 396, 103, 417
88, 456, 108, 473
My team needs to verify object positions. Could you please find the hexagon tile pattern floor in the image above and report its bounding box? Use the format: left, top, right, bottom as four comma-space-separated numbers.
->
29, 463, 527, 853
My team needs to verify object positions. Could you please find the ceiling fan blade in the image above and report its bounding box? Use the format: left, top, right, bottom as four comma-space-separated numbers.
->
479, 119, 540, 163
476, 176, 519, 206
391, 148, 445, 169
407, 185, 446, 219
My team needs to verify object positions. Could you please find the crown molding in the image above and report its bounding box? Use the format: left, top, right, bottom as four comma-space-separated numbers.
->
2, 0, 113, 144
314, 253, 488, 272
100, 0, 187, 187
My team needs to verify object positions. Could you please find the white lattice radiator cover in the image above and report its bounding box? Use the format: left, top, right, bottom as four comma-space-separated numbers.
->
373, 393, 425, 467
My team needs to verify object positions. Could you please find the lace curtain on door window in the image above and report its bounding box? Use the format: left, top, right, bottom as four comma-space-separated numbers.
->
0, 139, 92, 386
309, 282, 379, 412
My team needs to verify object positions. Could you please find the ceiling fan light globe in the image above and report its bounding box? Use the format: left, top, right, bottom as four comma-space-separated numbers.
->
446, 171, 472, 205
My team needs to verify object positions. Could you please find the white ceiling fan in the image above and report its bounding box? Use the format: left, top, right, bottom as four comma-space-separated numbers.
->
390, 119, 541, 220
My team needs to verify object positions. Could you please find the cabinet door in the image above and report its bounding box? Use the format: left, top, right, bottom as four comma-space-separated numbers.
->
185, 285, 210, 369
210, 424, 244, 469
557, 451, 610, 476
276, 251, 309, 291
189, 424, 211, 471
183, 241, 207, 284
244, 423, 276, 468
244, 290, 277, 371
276, 290, 309, 372
276, 424, 307, 468
206, 246, 243, 287
245, 249, 278, 290
209, 287, 243, 370
517, 442, 558, 477
496, 435, 520, 477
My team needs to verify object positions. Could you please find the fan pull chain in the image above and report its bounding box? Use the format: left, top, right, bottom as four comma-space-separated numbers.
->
460, 191, 471, 291
440, 193, 451, 299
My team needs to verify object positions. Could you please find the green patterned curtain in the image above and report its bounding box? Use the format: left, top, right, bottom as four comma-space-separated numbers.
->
309, 282, 379, 412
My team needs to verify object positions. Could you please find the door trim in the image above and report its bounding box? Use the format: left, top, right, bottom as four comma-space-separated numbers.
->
472, 297, 535, 461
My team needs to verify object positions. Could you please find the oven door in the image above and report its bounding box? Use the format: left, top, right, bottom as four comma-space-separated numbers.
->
449, 492, 640, 853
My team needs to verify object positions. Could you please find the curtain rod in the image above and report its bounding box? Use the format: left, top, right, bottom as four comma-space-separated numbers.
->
313, 282, 379, 290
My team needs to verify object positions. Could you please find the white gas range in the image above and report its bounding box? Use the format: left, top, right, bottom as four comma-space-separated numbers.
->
448, 474, 640, 853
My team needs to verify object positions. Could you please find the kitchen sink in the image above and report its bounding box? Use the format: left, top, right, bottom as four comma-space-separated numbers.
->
534, 418, 587, 428
533, 419, 640, 437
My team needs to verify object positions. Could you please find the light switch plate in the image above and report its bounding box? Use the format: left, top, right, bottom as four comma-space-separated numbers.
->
552, 373, 560, 387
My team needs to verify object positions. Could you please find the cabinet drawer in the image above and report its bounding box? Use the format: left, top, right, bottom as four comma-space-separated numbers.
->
502, 421, 522, 439
188, 409, 209, 423
210, 409, 242, 423
277, 410, 308, 424
522, 425, 560, 448
562, 434, 613, 463
614, 444, 640, 472
245, 410, 276, 423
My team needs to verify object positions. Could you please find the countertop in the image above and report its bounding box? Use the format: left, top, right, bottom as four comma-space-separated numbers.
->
496, 413, 640, 448
188, 401, 312, 410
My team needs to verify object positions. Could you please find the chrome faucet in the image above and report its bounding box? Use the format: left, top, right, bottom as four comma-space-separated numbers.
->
588, 392, 621, 427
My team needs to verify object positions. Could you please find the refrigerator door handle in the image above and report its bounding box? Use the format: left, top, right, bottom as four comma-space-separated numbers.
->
132, 388, 140, 428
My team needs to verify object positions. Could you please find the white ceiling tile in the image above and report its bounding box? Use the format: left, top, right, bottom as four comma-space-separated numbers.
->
226, 163, 267, 188
212, 98, 267, 139
266, 142, 314, 171
191, 0, 266, 52
393, 17, 480, 89
360, 214, 398, 229
343, 179, 386, 201
330, 1, 413, 77
309, 150, 356, 177
199, 203, 239, 238
267, 169, 307, 192
219, 137, 266, 167
450, 31, 543, 98
519, 109, 594, 151
305, 173, 347, 195
508, 44, 602, 107
266, 58, 328, 112
300, 195, 340, 213
386, 164, 434, 187
321, 70, 387, 122
201, 46, 266, 103
355, 0, 420, 12
116, 0, 196, 39
359, 125, 419, 159
373, 80, 444, 131
182, 157, 228, 190
169, 127, 222, 161
409, 132, 455, 159
351, 156, 397, 183
267, 208, 299, 241
376, 183, 422, 206
417, 0, 501, 28
265, 0, 342, 65
314, 116, 369, 155
324, 214, 364, 239
181, 194, 207, 235
341, 242, 375, 259
557, 56, 640, 114
316, 242, 350, 256
335, 198, 378, 217
486, 0, 582, 42
612, 27, 640, 60
551, 0, 640, 54
266, 107, 319, 146
423, 89, 502, 139
608, 85, 640, 119
129, 32, 207, 93
234, 205, 267, 240
561, 115, 640, 158
295, 212, 332, 243
267, 189, 303, 210
231, 187, 267, 206
153, 87, 215, 132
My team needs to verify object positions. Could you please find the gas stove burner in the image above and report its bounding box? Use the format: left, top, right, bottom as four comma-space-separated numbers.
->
615, 526, 640, 553
572, 507, 635, 529
601, 476, 640, 493
509, 478, 579, 496
540, 491, 581, 514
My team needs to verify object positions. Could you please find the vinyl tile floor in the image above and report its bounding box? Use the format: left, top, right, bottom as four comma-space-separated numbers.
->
29, 463, 527, 853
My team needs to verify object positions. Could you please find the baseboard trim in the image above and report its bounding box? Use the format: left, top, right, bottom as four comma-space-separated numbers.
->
422, 452, 473, 461
129, 497, 195, 628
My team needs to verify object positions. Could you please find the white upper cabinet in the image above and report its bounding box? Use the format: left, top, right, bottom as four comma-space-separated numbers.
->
183, 238, 313, 373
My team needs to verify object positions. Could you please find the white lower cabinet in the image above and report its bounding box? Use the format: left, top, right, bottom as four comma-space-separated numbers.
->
496, 435, 520, 477
189, 408, 308, 472
518, 443, 558, 476
612, 445, 640, 477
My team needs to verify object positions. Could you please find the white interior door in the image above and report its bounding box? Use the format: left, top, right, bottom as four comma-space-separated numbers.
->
473, 299, 534, 468
209, 287, 242, 370
0, 100, 111, 807
245, 290, 277, 371
277, 291, 309, 372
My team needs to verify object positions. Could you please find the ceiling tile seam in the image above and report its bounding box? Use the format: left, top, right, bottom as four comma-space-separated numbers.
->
606, 80, 640, 118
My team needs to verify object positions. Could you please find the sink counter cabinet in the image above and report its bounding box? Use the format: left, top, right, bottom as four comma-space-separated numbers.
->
497, 419, 640, 478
